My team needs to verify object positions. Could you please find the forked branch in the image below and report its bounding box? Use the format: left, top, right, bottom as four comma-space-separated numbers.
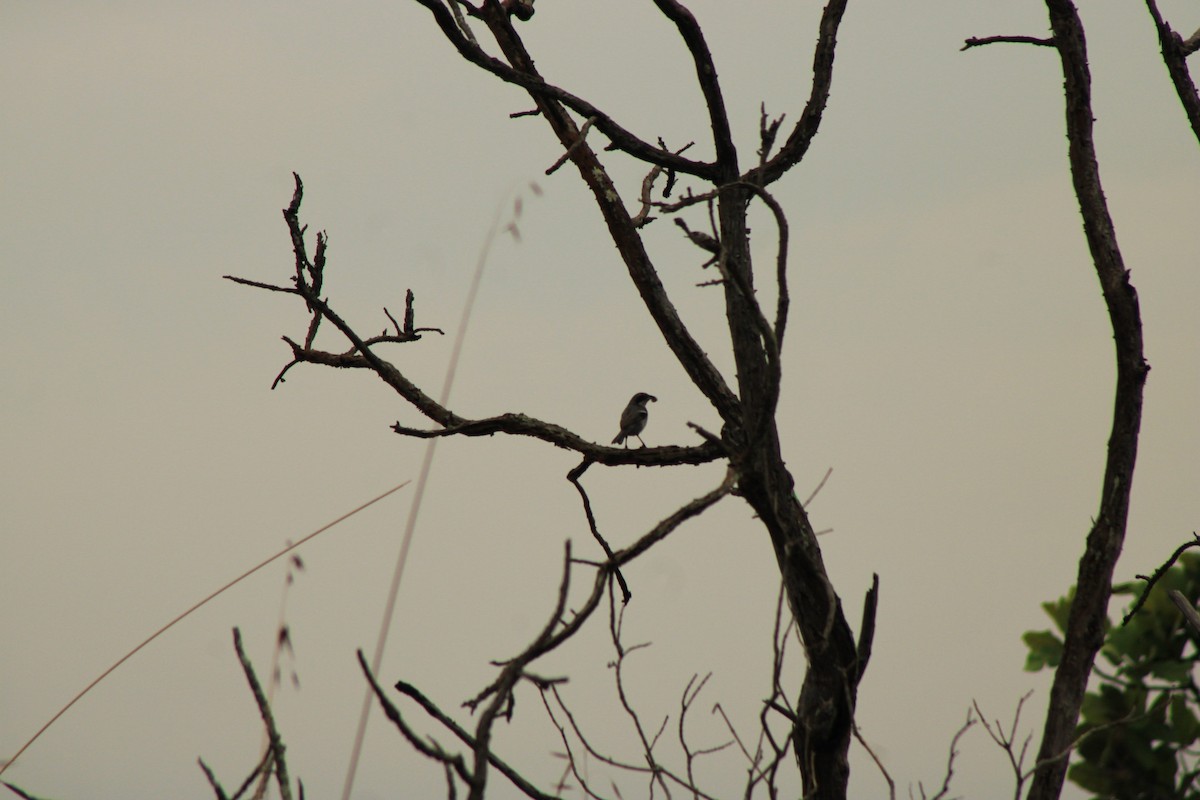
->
1144, 0, 1200, 143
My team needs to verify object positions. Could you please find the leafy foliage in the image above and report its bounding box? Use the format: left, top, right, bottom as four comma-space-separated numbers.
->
1025, 553, 1200, 799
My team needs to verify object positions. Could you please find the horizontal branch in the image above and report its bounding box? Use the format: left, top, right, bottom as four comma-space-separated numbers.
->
961, 34, 1055, 51
224, 275, 299, 295
392, 411, 726, 467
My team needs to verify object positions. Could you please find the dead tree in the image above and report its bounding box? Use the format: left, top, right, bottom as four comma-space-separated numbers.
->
226, 0, 1189, 798
229, 1, 872, 796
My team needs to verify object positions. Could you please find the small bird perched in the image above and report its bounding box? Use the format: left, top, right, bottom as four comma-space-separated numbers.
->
612, 393, 657, 447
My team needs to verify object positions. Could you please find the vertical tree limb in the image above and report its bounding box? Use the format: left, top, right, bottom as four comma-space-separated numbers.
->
1027, 3, 1150, 799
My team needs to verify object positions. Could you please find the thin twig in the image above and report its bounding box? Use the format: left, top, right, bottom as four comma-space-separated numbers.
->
803, 467, 833, 506
851, 723, 895, 800
567, 465, 632, 602
232, 628, 293, 800
197, 758, 231, 800
546, 116, 599, 175
0, 481, 409, 778
1123, 532, 1200, 625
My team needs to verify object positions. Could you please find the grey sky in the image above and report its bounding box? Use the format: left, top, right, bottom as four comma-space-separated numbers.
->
3, 2, 1197, 798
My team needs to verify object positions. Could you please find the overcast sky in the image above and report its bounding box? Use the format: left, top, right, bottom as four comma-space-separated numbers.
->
3, 2, 1198, 799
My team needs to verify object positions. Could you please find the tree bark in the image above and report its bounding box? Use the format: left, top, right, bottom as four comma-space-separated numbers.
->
1027, 3, 1149, 798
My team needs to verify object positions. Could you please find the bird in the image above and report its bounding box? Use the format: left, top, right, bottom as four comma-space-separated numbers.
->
612, 393, 657, 447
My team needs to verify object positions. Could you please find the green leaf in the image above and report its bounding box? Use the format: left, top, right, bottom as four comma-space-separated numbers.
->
1169, 694, 1200, 745
1151, 658, 1193, 683
1022, 629, 1063, 671
1067, 760, 1112, 794
1042, 592, 1074, 633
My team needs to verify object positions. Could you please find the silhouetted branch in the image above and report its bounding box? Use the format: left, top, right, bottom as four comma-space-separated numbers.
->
856, 574, 880, 683
231, 627, 294, 800
464, 3, 744, 425
393, 413, 725, 468
920, 709, 977, 800
1, 783, 49, 800
652, 0, 737, 171
851, 723, 895, 800
197, 759, 230, 800
544, 116, 598, 175
678, 673, 734, 790
1144, 0, 1200, 144
197, 747, 272, 800
611, 468, 736, 565
1170, 590, 1200, 635
566, 467, 631, 602
371, 470, 735, 796
1024, 4, 1150, 799
408, 0, 718, 180
748, 0, 851, 186
974, 694, 1030, 800
1122, 532, 1200, 625
230, 176, 730, 467
362, 653, 561, 799
226, 173, 442, 395
535, 600, 725, 800
961, 34, 1055, 50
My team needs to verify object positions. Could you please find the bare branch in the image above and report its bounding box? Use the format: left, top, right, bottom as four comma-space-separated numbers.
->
359, 652, 471, 781
1172, 590, 1200, 635
855, 574, 880, 683
652, 0, 738, 173
393, 412, 725, 468
757, 104, 785, 167
974, 694, 1031, 800
678, 673, 733, 793
231, 628, 294, 800
567, 466, 632, 603
477, 7, 743, 424
747, 0, 851, 186
803, 467, 833, 506
1026, 4, 1150, 798
545, 116, 599, 176
364, 659, 559, 800
197, 759, 230, 800
925, 709, 977, 800
1122, 532, 1200, 625
408, 0, 718, 180
611, 468, 736, 566
462, 543, 578, 800
1, 783, 49, 800
851, 724, 895, 800
961, 34, 1055, 50
1143, 0, 1200, 144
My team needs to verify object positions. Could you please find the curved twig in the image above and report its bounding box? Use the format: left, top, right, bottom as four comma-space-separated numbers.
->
409, 0, 717, 180
747, 0, 851, 186
652, 0, 738, 173
566, 466, 631, 602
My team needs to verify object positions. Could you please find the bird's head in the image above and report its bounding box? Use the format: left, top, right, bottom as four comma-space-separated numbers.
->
633, 393, 657, 406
